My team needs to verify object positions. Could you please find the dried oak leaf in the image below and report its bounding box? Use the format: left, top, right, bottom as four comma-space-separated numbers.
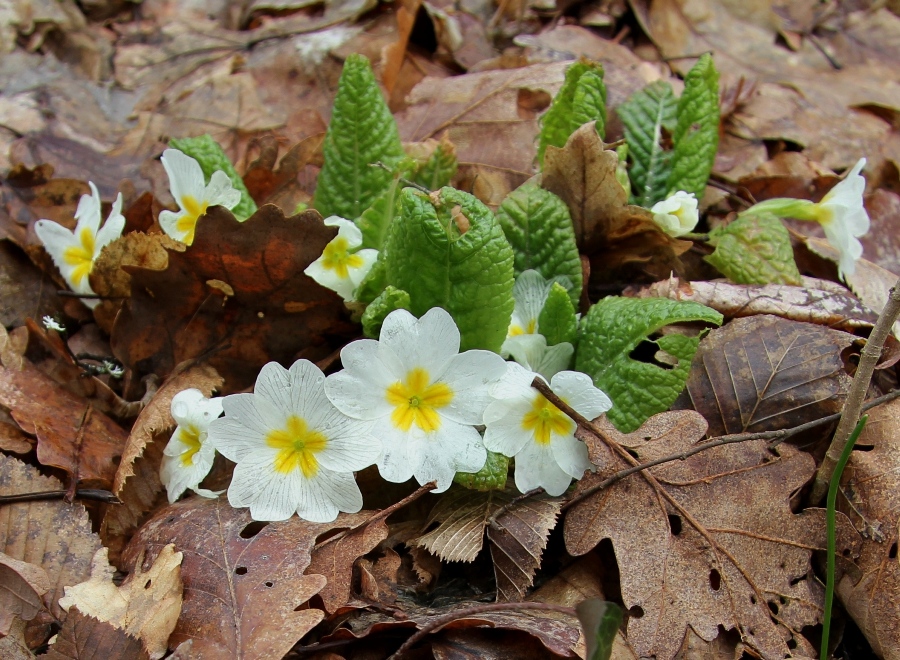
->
0, 454, 102, 620
564, 411, 860, 660
541, 123, 690, 284
410, 486, 560, 601
685, 314, 854, 437
836, 398, 900, 657
43, 607, 149, 660
110, 205, 356, 393
121, 496, 336, 660
59, 546, 182, 660
0, 552, 50, 636
243, 134, 324, 215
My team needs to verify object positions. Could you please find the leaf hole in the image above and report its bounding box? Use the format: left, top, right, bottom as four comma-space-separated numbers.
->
235, 566, 248, 575
240, 521, 269, 539
265, 581, 274, 588
314, 527, 347, 544
709, 569, 721, 591
749, 595, 757, 605
787, 637, 797, 650
144, 579, 152, 589
668, 514, 682, 535
767, 600, 778, 615
111, 454, 121, 466
625, 448, 639, 460
628, 339, 675, 370
628, 606, 644, 619
779, 596, 787, 605
889, 543, 898, 559
789, 575, 805, 587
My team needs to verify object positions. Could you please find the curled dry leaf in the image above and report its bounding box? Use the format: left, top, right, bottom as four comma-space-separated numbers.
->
628, 275, 878, 334
110, 205, 356, 393
0, 552, 50, 636
565, 411, 860, 660
686, 314, 854, 437
59, 546, 182, 660
0, 455, 102, 620
43, 607, 149, 660
837, 398, 900, 657
121, 496, 329, 660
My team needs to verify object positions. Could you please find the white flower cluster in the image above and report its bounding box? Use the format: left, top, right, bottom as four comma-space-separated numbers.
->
160, 307, 612, 522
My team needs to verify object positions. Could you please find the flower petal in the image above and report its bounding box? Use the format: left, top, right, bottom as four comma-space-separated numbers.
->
161, 149, 205, 207
304, 257, 356, 300
253, 362, 295, 420
325, 216, 363, 249
325, 340, 397, 419
94, 199, 126, 254
550, 433, 593, 479
316, 420, 381, 472
228, 453, 300, 521
514, 440, 572, 496
439, 350, 507, 424
297, 469, 362, 522
550, 371, 612, 420
483, 398, 534, 456
158, 209, 191, 243
74, 182, 103, 237
205, 170, 241, 211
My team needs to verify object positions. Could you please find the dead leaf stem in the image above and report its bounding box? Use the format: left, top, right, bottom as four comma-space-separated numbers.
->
0, 489, 121, 504
810, 275, 900, 502
389, 601, 577, 659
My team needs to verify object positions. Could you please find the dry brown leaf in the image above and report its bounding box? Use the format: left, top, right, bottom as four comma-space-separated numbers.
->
628, 276, 878, 334
0, 618, 33, 660
565, 411, 858, 659
836, 398, 900, 657
43, 607, 149, 660
358, 547, 403, 605
122, 496, 328, 660
430, 628, 568, 660
686, 314, 854, 437
58, 546, 182, 659
0, 552, 50, 636
0, 454, 102, 620
0, 420, 32, 454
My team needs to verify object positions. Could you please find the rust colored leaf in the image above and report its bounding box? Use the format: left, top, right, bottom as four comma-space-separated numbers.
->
541, 123, 690, 284
242, 135, 324, 214
0, 455, 102, 620
110, 205, 356, 393
629, 276, 878, 334
685, 314, 854, 436
121, 496, 330, 660
43, 607, 149, 660
0, 552, 50, 636
306, 511, 389, 613
564, 411, 858, 660
836, 398, 900, 657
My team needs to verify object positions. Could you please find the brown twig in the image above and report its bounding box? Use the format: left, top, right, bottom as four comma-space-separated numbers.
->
0, 489, 121, 505
810, 276, 900, 502
314, 481, 437, 550
389, 601, 577, 658
486, 487, 543, 532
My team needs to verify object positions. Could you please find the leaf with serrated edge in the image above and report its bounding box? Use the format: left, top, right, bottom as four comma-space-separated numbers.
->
618, 81, 677, 207
538, 60, 606, 166
496, 183, 582, 306
43, 608, 149, 660
538, 282, 578, 346
576, 297, 723, 433
565, 411, 860, 660
667, 54, 720, 198
706, 213, 802, 285
686, 314, 854, 436
409, 134, 458, 191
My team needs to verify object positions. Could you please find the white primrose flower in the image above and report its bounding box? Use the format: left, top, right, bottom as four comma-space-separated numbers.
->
34, 182, 125, 310
501, 333, 573, 381
304, 216, 378, 301
208, 360, 380, 522
483, 362, 612, 496
650, 191, 699, 237
160, 389, 224, 503
503, 270, 571, 341
158, 148, 242, 246
747, 158, 869, 278
325, 307, 508, 492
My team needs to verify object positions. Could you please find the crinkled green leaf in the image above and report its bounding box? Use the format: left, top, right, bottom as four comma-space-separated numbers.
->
538, 283, 578, 346
313, 53, 405, 220
355, 255, 387, 305
361, 285, 411, 338
576, 297, 723, 432
356, 175, 408, 251
411, 140, 458, 191
618, 81, 677, 207
667, 54, 720, 199
383, 187, 514, 353
537, 60, 606, 167
496, 183, 582, 306
169, 134, 257, 219
454, 450, 508, 491
577, 600, 623, 660
706, 213, 802, 285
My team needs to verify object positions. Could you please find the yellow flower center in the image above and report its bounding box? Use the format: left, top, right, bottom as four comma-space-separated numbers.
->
522, 394, 573, 445
508, 319, 537, 337
265, 415, 328, 477
62, 226, 96, 286
386, 367, 454, 433
177, 424, 202, 467
321, 237, 364, 279
176, 195, 210, 246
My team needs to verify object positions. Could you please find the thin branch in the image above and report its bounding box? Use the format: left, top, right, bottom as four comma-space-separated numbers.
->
389, 602, 577, 658
0, 489, 121, 505
314, 481, 437, 550
811, 276, 900, 502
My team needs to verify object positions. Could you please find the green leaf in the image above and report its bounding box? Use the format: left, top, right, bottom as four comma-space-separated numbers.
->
496, 183, 582, 306
576, 600, 623, 660
667, 54, 720, 199
411, 138, 458, 191
618, 81, 677, 207
355, 256, 387, 304
538, 283, 578, 346
454, 450, 508, 491
356, 177, 407, 251
537, 60, 606, 167
361, 285, 411, 338
168, 134, 257, 219
576, 297, 723, 432
383, 187, 515, 353
313, 53, 405, 220
706, 213, 802, 285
